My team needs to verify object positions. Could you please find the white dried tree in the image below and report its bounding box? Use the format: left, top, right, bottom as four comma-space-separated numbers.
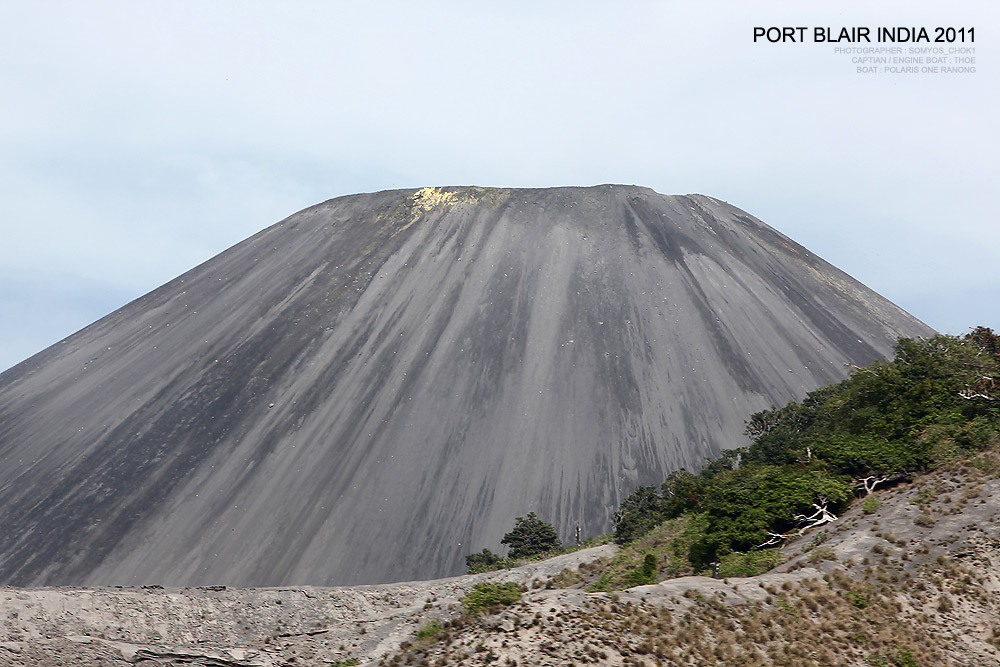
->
755, 495, 839, 548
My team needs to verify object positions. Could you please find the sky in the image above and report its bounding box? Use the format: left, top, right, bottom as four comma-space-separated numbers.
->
1, 1, 997, 373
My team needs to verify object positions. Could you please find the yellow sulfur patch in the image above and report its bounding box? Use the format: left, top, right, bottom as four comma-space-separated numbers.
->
410, 187, 460, 212
395, 187, 511, 235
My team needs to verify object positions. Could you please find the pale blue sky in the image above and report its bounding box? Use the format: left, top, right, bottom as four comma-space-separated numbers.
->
1, 1, 997, 372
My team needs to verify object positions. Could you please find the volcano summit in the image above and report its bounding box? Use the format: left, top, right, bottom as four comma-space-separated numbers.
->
0, 185, 932, 586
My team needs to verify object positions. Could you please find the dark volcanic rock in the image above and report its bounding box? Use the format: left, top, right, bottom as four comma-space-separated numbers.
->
0, 185, 932, 586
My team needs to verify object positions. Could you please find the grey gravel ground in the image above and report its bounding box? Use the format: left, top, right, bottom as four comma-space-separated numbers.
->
0, 546, 616, 666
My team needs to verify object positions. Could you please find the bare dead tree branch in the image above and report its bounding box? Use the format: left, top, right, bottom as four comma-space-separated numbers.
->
852, 471, 911, 496
959, 390, 997, 401
854, 475, 891, 496
756, 532, 789, 548
959, 375, 997, 401
755, 497, 839, 549
792, 500, 838, 532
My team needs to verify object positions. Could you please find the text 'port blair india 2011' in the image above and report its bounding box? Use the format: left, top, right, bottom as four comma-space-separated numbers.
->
752, 25, 976, 76
753, 26, 975, 44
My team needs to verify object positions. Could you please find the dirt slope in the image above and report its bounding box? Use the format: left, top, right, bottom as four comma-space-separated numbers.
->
3, 465, 998, 666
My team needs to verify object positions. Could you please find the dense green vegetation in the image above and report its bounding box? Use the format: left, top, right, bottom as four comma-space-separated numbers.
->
579, 513, 787, 593
465, 329, 998, 584
614, 329, 1000, 567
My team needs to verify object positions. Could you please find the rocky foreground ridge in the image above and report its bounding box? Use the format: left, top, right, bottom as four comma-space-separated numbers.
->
3, 460, 999, 667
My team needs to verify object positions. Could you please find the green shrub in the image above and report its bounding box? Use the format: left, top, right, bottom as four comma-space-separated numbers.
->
414, 619, 443, 640
862, 495, 882, 514
776, 599, 798, 615
894, 647, 918, 667
550, 567, 585, 589
910, 487, 937, 507
717, 549, 786, 577
588, 574, 613, 592
587, 516, 696, 591
501, 512, 562, 559
969, 455, 1000, 475
613, 470, 706, 544
461, 582, 522, 615
613, 485, 667, 544
465, 548, 504, 574
808, 546, 837, 564
850, 591, 869, 608
623, 553, 659, 587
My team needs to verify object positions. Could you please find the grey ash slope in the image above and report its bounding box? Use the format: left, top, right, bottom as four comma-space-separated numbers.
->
0, 185, 932, 587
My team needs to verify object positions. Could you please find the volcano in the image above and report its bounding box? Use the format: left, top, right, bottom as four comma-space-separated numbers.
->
0, 185, 932, 586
